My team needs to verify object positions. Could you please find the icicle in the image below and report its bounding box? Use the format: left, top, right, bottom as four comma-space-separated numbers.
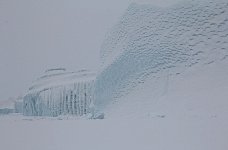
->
70, 90, 73, 114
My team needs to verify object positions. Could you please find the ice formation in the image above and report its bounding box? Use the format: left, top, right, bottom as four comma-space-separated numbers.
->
20, 0, 228, 117
95, 0, 228, 112
23, 68, 96, 116
14, 97, 23, 113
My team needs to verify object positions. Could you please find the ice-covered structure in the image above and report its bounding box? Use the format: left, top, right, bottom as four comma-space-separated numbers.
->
23, 68, 96, 117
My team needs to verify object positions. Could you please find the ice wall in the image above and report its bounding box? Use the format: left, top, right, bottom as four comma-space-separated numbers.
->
15, 101, 23, 113
23, 69, 95, 117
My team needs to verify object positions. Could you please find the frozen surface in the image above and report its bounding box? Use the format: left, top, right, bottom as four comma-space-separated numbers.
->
23, 69, 95, 116
1, 0, 228, 149
103, 57, 228, 119
95, 0, 228, 112
1, 114, 228, 150
0, 114, 228, 150
14, 99, 23, 113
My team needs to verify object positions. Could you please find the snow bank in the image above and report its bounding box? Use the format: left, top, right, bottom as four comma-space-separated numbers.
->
95, 0, 228, 113
103, 58, 228, 119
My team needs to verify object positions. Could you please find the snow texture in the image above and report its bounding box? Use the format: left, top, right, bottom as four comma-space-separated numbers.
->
0, 114, 228, 150
95, 0, 228, 113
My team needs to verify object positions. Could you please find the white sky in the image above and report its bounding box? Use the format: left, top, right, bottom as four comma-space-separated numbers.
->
0, 0, 182, 101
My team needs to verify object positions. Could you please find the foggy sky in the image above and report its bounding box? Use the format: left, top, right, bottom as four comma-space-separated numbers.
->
0, 0, 182, 101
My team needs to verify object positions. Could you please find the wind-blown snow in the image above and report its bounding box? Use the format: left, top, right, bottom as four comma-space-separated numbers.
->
95, 0, 228, 113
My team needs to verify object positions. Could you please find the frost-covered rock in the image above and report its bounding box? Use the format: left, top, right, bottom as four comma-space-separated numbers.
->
95, 0, 228, 112
23, 68, 96, 117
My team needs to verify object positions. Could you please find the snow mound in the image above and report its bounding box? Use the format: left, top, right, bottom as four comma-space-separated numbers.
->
95, 0, 228, 113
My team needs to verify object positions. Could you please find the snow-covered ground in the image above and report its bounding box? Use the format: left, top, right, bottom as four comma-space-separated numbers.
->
0, 112, 228, 150
1, 58, 228, 149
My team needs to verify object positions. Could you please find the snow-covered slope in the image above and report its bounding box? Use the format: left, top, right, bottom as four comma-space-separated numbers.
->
95, 0, 228, 116
104, 58, 228, 118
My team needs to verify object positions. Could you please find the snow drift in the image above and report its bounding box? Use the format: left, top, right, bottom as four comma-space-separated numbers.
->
95, 0, 228, 115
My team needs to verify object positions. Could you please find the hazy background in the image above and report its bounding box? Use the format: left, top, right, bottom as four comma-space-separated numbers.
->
0, 0, 182, 101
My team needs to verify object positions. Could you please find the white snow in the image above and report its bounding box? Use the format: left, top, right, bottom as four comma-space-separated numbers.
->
95, 0, 228, 113
1, 0, 228, 150
0, 114, 228, 150
103, 57, 228, 119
